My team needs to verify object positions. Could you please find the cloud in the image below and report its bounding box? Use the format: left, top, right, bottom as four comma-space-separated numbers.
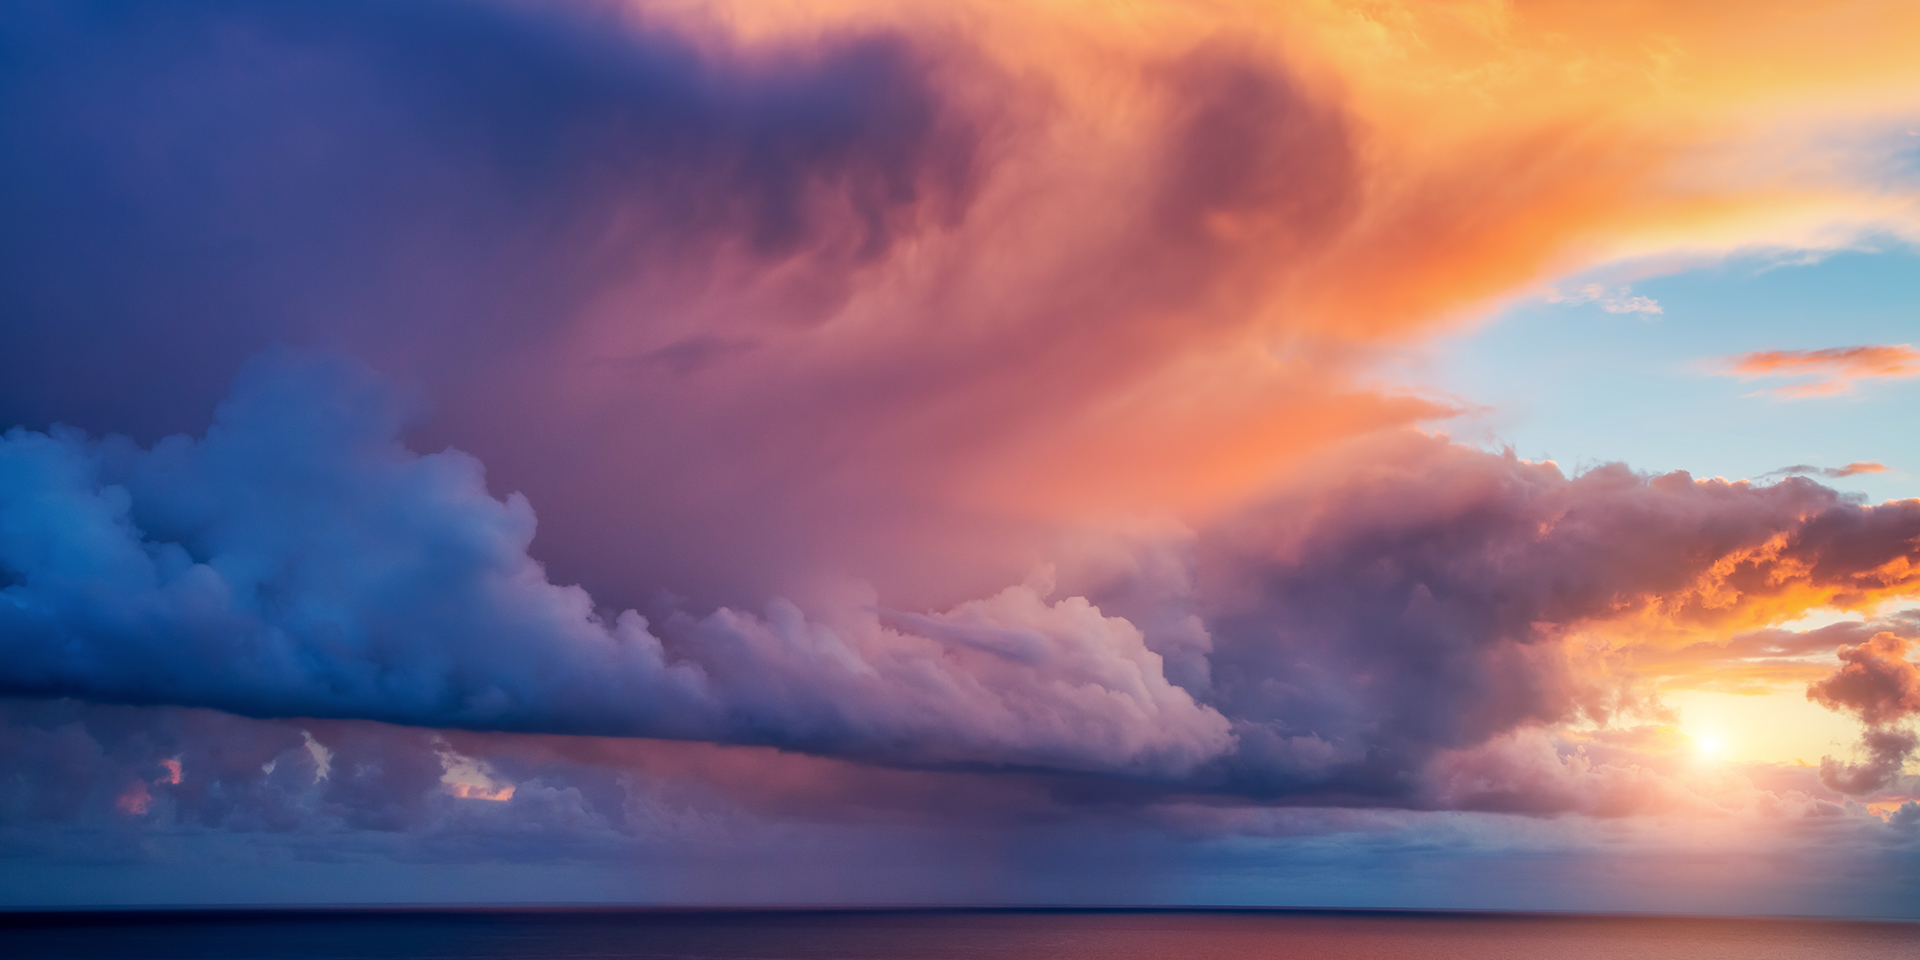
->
1817, 727, 1917, 796
6, 0, 1919, 626
12, 355, 1920, 805
0, 0, 982, 443
1763, 462, 1890, 479
1809, 632, 1920, 728
12, 352, 1920, 806
1194, 434, 1920, 803
437, 741, 516, 802
1714, 345, 1920, 398
1807, 631, 1920, 794
114, 781, 152, 817
0, 351, 716, 735
1548, 283, 1663, 315
682, 580, 1232, 772
1420, 728, 1759, 818
1630, 613, 1920, 693
9, 695, 1911, 915
0, 351, 1229, 777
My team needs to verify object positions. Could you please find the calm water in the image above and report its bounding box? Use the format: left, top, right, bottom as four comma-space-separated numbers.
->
4, 909, 1916, 960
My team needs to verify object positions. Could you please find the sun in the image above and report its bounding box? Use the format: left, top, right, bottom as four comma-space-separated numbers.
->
1693, 731, 1726, 758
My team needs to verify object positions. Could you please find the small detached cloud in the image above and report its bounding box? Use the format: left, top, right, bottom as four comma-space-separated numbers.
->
1713, 344, 1920, 399
1547, 283, 1663, 315
1762, 462, 1890, 480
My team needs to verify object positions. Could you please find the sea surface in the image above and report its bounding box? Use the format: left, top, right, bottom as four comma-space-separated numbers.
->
4, 909, 1916, 960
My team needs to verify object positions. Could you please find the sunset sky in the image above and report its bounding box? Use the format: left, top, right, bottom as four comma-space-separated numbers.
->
2, 0, 1919, 916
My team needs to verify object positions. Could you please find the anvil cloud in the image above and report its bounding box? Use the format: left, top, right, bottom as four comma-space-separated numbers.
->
2, 0, 1919, 912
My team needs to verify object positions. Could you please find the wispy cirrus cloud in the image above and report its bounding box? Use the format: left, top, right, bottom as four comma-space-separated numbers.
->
1714, 344, 1920, 398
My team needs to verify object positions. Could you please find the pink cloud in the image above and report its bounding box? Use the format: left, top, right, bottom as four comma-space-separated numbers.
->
115, 781, 153, 816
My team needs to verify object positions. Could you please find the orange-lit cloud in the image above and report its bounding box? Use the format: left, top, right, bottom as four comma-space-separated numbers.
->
1715, 344, 1920, 398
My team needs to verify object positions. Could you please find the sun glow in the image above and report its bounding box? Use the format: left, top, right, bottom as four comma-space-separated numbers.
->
1692, 731, 1726, 758
1663, 688, 1862, 765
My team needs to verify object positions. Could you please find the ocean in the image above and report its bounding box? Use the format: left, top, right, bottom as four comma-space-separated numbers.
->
4, 909, 1915, 960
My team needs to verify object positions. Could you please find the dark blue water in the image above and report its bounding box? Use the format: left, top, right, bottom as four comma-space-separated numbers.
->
4, 909, 1915, 960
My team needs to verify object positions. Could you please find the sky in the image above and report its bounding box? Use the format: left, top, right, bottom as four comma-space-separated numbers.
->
2, 0, 1920, 917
